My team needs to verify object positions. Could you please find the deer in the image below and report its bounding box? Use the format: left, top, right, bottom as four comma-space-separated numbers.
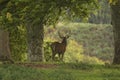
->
50, 31, 70, 61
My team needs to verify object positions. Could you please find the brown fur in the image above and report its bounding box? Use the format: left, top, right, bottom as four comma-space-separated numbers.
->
51, 36, 68, 61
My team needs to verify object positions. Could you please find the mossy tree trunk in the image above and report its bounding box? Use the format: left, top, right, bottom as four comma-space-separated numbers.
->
26, 24, 44, 62
111, 1, 120, 64
0, 30, 14, 63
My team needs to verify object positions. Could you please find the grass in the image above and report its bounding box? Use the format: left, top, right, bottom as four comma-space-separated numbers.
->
0, 63, 120, 80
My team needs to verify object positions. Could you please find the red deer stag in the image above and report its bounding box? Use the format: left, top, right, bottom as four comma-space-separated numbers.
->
51, 31, 69, 61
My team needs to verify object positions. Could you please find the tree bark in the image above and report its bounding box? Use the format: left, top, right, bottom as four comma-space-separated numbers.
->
0, 30, 14, 63
26, 24, 44, 62
111, 1, 120, 64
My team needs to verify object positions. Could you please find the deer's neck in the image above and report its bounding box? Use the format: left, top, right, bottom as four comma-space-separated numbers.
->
62, 39, 67, 45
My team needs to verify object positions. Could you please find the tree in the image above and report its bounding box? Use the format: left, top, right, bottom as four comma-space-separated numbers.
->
89, 0, 111, 24
0, 0, 98, 62
110, 0, 120, 64
0, 1, 27, 61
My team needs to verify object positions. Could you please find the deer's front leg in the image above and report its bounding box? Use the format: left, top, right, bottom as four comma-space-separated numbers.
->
52, 53, 56, 61
61, 53, 64, 61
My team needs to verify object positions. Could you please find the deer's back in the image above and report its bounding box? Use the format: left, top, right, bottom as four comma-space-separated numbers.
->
51, 42, 66, 53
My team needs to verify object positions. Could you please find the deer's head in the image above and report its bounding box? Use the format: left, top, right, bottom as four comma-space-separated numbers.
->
58, 31, 70, 44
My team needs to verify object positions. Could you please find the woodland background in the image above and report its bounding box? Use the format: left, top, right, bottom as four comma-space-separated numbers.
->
0, 0, 113, 63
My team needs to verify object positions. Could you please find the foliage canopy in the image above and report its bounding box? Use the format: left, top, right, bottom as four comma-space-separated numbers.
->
0, 0, 98, 26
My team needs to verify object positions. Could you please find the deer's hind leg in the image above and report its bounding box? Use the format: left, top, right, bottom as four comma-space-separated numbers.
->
51, 45, 56, 61
61, 53, 64, 61
52, 52, 56, 61
58, 53, 61, 61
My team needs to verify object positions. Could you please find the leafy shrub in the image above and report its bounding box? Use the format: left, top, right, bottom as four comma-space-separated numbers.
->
2, 26, 27, 61
82, 56, 104, 64
64, 40, 84, 63
44, 39, 52, 61
9, 25, 27, 61
44, 37, 52, 61
0, 12, 27, 61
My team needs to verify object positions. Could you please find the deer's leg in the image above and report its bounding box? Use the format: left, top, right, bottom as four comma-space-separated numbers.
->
52, 53, 56, 60
61, 53, 64, 61
58, 53, 61, 60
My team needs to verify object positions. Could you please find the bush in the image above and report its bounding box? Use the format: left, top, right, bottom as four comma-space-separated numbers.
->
44, 38, 53, 61
0, 25, 27, 61
64, 40, 84, 63
0, 12, 27, 61
9, 25, 27, 61
82, 56, 104, 64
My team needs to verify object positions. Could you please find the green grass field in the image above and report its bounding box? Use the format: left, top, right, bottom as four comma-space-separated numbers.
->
0, 63, 120, 80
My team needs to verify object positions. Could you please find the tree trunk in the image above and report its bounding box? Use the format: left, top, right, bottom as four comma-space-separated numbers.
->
26, 24, 44, 62
111, 1, 120, 64
0, 30, 14, 63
